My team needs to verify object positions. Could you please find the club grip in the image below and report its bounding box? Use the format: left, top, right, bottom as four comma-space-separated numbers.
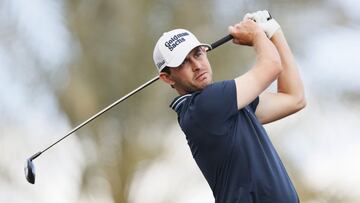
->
209, 34, 233, 50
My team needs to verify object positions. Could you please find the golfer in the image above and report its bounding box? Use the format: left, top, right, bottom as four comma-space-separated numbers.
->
153, 10, 305, 203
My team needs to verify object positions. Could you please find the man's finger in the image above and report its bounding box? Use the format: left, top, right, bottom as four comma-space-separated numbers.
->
228, 25, 236, 34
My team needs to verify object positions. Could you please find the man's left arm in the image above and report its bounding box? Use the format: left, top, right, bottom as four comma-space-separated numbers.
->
255, 27, 306, 124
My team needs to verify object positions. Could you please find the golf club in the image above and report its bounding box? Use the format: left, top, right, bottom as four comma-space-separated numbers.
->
24, 34, 233, 184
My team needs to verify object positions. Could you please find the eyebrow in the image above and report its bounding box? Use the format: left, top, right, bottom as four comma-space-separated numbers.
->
194, 46, 203, 52
188, 47, 203, 57
182, 47, 204, 63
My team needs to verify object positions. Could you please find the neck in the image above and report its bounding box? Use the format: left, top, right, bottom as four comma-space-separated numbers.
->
176, 88, 189, 95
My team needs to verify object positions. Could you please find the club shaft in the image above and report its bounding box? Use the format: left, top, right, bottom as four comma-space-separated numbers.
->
40, 76, 159, 155
34, 34, 232, 159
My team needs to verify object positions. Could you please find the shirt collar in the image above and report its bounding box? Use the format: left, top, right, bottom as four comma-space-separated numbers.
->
169, 94, 192, 112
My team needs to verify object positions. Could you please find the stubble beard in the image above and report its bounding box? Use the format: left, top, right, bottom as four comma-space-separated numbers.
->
179, 75, 213, 94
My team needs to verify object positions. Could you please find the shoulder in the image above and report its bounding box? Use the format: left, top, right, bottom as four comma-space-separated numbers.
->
189, 80, 238, 118
197, 79, 236, 102
203, 80, 236, 94
170, 80, 237, 118
196, 80, 236, 102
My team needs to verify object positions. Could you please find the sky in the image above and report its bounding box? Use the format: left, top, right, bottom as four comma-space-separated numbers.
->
0, 0, 360, 202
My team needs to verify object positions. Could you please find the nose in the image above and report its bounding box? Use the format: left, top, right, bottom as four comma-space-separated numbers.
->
190, 58, 201, 72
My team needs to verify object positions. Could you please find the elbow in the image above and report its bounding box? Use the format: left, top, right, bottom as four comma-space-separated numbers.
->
301, 96, 307, 108
294, 95, 307, 112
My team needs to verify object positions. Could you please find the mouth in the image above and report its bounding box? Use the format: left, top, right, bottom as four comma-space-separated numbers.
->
195, 72, 208, 81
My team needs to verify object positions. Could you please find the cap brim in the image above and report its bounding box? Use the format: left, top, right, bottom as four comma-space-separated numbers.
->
167, 43, 211, 68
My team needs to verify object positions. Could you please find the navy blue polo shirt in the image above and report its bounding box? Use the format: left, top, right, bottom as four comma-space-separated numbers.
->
170, 80, 299, 203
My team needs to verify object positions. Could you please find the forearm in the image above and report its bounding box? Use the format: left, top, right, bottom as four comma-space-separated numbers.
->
229, 19, 282, 81
253, 31, 282, 76
271, 30, 305, 103
230, 20, 283, 110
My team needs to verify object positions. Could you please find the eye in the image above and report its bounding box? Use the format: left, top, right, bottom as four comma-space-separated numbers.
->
194, 48, 204, 58
195, 50, 202, 57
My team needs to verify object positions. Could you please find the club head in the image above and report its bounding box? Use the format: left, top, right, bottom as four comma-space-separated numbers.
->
24, 151, 41, 184
24, 158, 36, 184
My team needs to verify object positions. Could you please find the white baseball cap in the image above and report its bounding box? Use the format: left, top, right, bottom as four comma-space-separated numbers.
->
153, 29, 211, 72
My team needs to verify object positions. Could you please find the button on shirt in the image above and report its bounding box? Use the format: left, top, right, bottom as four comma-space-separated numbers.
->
170, 80, 299, 203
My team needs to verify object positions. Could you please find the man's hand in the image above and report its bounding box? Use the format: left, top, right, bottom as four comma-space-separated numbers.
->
228, 20, 267, 46
243, 10, 280, 39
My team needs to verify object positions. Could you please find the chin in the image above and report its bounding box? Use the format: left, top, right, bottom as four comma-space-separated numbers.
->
198, 79, 212, 89
203, 77, 213, 85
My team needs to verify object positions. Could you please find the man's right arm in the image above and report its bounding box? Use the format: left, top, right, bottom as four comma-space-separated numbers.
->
228, 20, 282, 110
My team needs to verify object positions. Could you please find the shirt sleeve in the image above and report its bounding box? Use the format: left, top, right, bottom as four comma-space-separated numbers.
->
190, 80, 238, 125
249, 96, 260, 113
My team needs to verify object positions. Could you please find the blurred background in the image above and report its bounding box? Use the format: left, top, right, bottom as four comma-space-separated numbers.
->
1, 0, 359, 202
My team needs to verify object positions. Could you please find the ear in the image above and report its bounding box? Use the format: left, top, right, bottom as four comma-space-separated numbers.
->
159, 72, 175, 86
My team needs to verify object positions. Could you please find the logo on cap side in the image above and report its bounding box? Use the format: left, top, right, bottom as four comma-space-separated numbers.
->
156, 60, 166, 69
164, 32, 190, 51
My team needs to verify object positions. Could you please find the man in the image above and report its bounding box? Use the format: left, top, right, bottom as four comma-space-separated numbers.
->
153, 10, 305, 203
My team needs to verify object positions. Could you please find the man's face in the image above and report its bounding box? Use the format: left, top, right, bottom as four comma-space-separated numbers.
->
161, 46, 213, 94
